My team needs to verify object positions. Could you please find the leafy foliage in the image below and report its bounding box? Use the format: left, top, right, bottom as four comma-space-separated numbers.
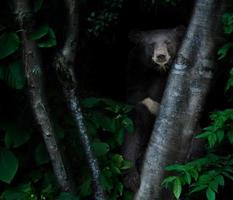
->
87, 0, 124, 36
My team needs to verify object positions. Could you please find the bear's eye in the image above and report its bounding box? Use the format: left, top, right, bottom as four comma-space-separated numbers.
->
149, 42, 156, 48
165, 41, 172, 46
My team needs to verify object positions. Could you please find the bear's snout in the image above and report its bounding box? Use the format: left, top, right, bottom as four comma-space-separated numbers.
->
152, 47, 171, 70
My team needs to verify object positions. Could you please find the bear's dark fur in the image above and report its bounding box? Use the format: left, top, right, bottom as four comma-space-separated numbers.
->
122, 26, 185, 191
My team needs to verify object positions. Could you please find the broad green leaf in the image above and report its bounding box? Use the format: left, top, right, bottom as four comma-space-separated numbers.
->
29, 24, 49, 40
6, 61, 26, 89
0, 148, 18, 183
4, 122, 31, 148
93, 142, 110, 157
34, 143, 50, 165
173, 178, 182, 199
79, 178, 92, 197
58, 192, 79, 200
0, 32, 20, 59
38, 28, 56, 48
33, 0, 44, 12
206, 187, 215, 200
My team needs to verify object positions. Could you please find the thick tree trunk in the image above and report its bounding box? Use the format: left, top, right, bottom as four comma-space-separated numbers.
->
14, 0, 74, 192
54, 1, 106, 199
135, 0, 226, 199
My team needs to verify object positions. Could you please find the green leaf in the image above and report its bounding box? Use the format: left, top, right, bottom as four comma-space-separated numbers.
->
225, 68, 233, 92
33, 0, 44, 12
173, 178, 182, 199
121, 160, 133, 170
190, 185, 207, 194
92, 112, 116, 133
122, 117, 134, 134
184, 172, 192, 184
0, 148, 18, 183
38, 28, 56, 48
79, 178, 92, 197
1, 190, 27, 200
29, 24, 49, 40
92, 142, 110, 157
58, 192, 79, 200
8, 61, 26, 89
4, 122, 31, 148
206, 187, 215, 200
222, 13, 233, 34
116, 128, 125, 145
161, 176, 177, 187
196, 131, 212, 139
218, 43, 233, 60
34, 143, 50, 165
0, 32, 20, 60
216, 175, 224, 186
216, 130, 224, 143
100, 173, 113, 191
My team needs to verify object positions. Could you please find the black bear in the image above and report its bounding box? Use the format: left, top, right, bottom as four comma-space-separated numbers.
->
122, 26, 185, 191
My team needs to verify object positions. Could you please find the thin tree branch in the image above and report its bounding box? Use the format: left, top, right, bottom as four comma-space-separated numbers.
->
54, 0, 106, 199
14, 0, 74, 192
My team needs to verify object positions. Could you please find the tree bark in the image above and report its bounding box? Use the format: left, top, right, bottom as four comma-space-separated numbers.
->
135, 0, 226, 199
54, 1, 106, 199
14, 0, 74, 192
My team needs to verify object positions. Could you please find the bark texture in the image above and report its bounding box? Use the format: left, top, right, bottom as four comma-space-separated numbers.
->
14, 0, 74, 192
135, 0, 226, 199
54, 0, 106, 199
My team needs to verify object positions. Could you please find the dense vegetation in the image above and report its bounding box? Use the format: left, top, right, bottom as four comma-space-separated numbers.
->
0, 0, 232, 199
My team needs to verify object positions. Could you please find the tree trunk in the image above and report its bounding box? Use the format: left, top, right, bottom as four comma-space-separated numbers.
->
54, 1, 106, 199
14, 0, 74, 192
135, 0, 226, 199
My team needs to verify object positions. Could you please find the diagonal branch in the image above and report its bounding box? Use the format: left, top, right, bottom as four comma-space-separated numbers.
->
54, 0, 106, 199
14, 0, 74, 193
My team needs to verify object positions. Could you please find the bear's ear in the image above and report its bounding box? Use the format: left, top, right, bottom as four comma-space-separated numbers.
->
173, 25, 186, 39
128, 30, 143, 44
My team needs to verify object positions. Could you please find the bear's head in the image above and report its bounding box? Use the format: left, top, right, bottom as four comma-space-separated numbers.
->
129, 26, 185, 71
